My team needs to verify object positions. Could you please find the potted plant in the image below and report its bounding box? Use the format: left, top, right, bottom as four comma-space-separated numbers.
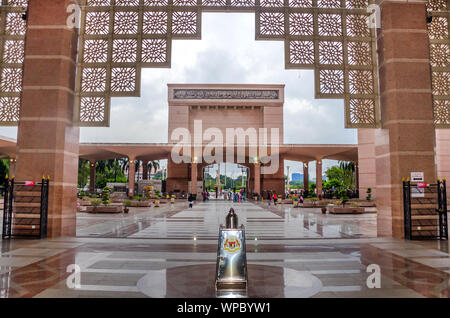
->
366, 188, 372, 201
101, 186, 111, 205
339, 189, 349, 207
170, 194, 175, 204
350, 202, 359, 208
123, 199, 131, 214
154, 194, 161, 207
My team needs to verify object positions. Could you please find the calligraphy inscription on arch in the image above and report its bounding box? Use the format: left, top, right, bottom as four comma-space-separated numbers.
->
173, 89, 279, 100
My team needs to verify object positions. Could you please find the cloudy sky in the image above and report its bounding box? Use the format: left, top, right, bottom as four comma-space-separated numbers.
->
0, 13, 357, 178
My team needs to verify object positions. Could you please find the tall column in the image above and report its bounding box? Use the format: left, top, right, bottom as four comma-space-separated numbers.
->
191, 162, 198, 196
15, 0, 79, 237
216, 163, 220, 192
9, 158, 16, 177
142, 161, 149, 180
303, 162, 309, 192
89, 160, 96, 193
254, 163, 261, 195
286, 166, 290, 191
316, 159, 322, 198
358, 129, 377, 200
128, 158, 136, 197
375, 1, 437, 237
436, 130, 450, 197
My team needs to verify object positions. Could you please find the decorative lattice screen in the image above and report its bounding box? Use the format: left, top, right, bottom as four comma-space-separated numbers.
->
0, 0, 27, 125
74, 0, 380, 128
427, 0, 450, 128
0, 1, 448, 129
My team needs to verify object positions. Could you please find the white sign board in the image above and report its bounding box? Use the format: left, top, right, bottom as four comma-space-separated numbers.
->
410, 172, 424, 183
411, 187, 425, 198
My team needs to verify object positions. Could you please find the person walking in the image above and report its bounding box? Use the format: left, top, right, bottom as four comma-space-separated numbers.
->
300, 195, 304, 207
202, 191, 207, 202
267, 192, 272, 206
273, 193, 277, 206
188, 194, 194, 208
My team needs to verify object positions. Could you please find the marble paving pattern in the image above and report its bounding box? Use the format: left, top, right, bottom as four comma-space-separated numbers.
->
128, 201, 377, 239
0, 201, 448, 298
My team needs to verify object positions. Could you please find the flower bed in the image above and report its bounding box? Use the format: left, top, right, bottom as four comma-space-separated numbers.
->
85, 205, 123, 213
130, 201, 151, 207
327, 206, 365, 214
359, 201, 376, 207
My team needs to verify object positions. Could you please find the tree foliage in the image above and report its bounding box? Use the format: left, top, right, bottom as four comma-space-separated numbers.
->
324, 161, 356, 189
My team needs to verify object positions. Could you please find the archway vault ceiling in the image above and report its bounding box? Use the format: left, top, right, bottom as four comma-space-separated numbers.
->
0, 0, 448, 128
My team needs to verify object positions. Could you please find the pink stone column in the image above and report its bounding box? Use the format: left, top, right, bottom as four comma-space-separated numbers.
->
375, 1, 437, 238
436, 130, 450, 197
128, 159, 136, 197
9, 158, 16, 177
254, 163, 261, 195
191, 162, 198, 196
89, 160, 96, 194
358, 129, 377, 200
303, 162, 309, 192
15, 0, 79, 237
142, 161, 149, 180
316, 159, 322, 198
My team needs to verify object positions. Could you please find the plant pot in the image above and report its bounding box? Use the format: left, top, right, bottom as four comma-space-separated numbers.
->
154, 200, 160, 207
321, 207, 327, 214
86, 205, 123, 213
124, 207, 129, 214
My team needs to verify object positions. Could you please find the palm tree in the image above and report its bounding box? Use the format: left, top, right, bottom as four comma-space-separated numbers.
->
118, 158, 142, 180
338, 161, 356, 189
78, 159, 89, 188
105, 159, 122, 182
145, 160, 160, 179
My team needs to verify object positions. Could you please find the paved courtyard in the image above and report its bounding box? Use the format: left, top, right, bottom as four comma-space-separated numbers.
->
0, 201, 449, 298
76, 201, 377, 239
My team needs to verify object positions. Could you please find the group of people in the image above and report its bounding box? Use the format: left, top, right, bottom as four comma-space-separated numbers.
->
265, 191, 279, 206
232, 190, 246, 203
201, 191, 210, 202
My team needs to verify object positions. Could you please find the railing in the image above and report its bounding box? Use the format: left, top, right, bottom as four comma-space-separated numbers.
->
2, 177, 50, 239
403, 179, 448, 240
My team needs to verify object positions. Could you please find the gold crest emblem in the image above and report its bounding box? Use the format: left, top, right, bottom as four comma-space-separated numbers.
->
223, 236, 241, 253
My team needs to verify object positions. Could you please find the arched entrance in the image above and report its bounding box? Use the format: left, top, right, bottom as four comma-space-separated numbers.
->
201, 163, 250, 199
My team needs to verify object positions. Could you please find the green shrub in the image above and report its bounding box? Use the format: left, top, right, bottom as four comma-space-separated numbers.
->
91, 199, 102, 207
366, 188, 372, 201
123, 199, 132, 207
339, 189, 349, 206
101, 186, 111, 205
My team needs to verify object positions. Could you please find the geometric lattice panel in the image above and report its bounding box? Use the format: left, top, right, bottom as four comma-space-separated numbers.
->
427, 0, 450, 128
75, 0, 380, 128
0, 0, 28, 126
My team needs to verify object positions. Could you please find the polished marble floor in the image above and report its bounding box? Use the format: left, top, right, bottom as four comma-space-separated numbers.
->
0, 201, 449, 298
76, 201, 377, 239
